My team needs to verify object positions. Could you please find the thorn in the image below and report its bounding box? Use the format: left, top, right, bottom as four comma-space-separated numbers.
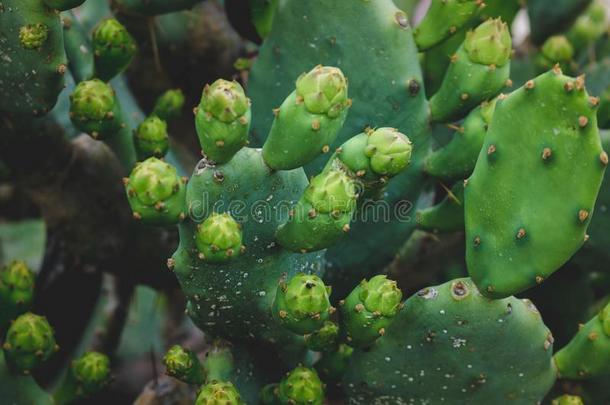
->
578, 116, 589, 128
516, 228, 526, 239
525, 80, 535, 90
600, 151, 609, 166
578, 209, 589, 223
541, 148, 552, 160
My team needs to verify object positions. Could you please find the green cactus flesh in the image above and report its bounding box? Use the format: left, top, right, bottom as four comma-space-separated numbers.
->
416, 181, 465, 234
465, 70, 606, 298
91, 18, 137, 81
344, 278, 557, 404
429, 18, 512, 123
414, 0, 482, 51
112, 0, 201, 16
171, 147, 324, 345
163, 345, 205, 385
0, 0, 67, 115
304, 321, 339, 352
528, 0, 593, 45
196, 380, 243, 405
153, 89, 185, 122
0, 351, 53, 405
44, 0, 86, 11
278, 366, 324, 405
0, 260, 35, 332
62, 12, 95, 83
248, 0, 430, 295
195, 79, 251, 164
3, 313, 58, 374
340, 275, 402, 348
124, 157, 187, 225
315, 343, 353, 382
554, 301, 610, 379
262, 65, 350, 170
272, 273, 332, 335
134, 115, 170, 160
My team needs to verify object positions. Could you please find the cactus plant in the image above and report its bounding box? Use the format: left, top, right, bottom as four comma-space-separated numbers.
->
3, 0, 610, 403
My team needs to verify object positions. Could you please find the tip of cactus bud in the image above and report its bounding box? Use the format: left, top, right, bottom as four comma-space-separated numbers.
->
304, 170, 356, 214
541, 35, 574, 62
134, 115, 169, 159
163, 345, 195, 377
551, 394, 584, 405
195, 213, 243, 263
364, 128, 413, 177
71, 351, 111, 396
0, 260, 35, 311
3, 312, 57, 373
278, 367, 324, 405
92, 18, 137, 81
153, 89, 185, 121
200, 79, 249, 123
70, 79, 115, 122
464, 18, 512, 67
274, 274, 332, 335
196, 381, 243, 405
19, 23, 49, 49
296, 65, 349, 117
359, 275, 403, 317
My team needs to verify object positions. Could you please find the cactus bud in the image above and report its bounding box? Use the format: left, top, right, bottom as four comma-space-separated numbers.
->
537, 36, 575, 74
273, 274, 332, 335
464, 18, 512, 67
278, 366, 324, 405
0, 260, 35, 330
195, 80, 251, 163
134, 115, 169, 160
153, 89, 185, 121
3, 313, 57, 373
163, 345, 205, 385
551, 395, 584, 405
71, 351, 111, 397
203, 344, 235, 383
195, 213, 243, 263
124, 157, 186, 225
304, 170, 356, 214
196, 381, 243, 405
92, 18, 137, 81
315, 343, 354, 382
19, 23, 49, 49
304, 321, 339, 352
340, 275, 402, 348
69, 79, 122, 139
363, 128, 413, 177
295, 65, 349, 118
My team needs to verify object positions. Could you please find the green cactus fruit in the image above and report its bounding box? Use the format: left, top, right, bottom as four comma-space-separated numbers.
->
528, 0, 592, 45
134, 115, 170, 160
416, 182, 465, 234
62, 13, 95, 83
364, 127, 413, 176
554, 301, 610, 379
304, 321, 339, 352
567, 1, 607, 50
345, 278, 557, 403
315, 343, 353, 382
153, 89, 185, 121
429, 18, 512, 123
276, 170, 356, 252
552, 395, 585, 405
272, 274, 332, 335
0, 261, 35, 331
278, 366, 324, 405
537, 36, 575, 74
91, 18, 137, 81
195, 213, 244, 263
1, 0, 67, 115
425, 98, 497, 180
260, 383, 280, 404
195, 79, 251, 164
3, 313, 58, 374
262, 65, 350, 170
163, 345, 205, 385
71, 351, 111, 397
44, 0, 86, 11
465, 70, 606, 298
124, 157, 187, 225
69, 79, 123, 140
196, 381, 243, 405
203, 344, 234, 383
340, 275, 403, 348
414, 0, 483, 51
